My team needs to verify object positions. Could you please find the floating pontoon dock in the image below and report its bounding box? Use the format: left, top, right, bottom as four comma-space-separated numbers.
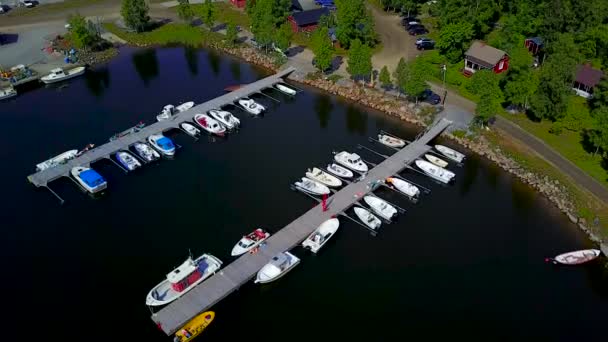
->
151, 118, 452, 335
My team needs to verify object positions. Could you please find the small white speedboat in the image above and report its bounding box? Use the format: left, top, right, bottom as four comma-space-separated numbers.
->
0, 86, 17, 101
334, 151, 368, 173
326, 163, 354, 179
194, 114, 226, 136
306, 167, 342, 187
255, 251, 300, 284
363, 196, 397, 220
294, 177, 330, 196
116, 151, 141, 171
148, 133, 176, 156
36, 149, 79, 171
175, 101, 195, 112
40, 66, 85, 84
275, 83, 296, 96
386, 177, 420, 197
354, 207, 381, 230
231, 228, 271, 256
208, 109, 240, 129
133, 142, 160, 162
302, 218, 339, 253
435, 145, 465, 163
157, 105, 175, 122
238, 98, 265, 115
71, 166, 107, 193
554, 249, 601, 265
180, 122, 200, 137
425, 154, 448, 168
415, 159, 455, 184
378, 134, 405, 148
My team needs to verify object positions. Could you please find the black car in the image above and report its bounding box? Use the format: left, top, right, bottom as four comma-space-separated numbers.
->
408, 26, 428, 35
416, 40, 435, 50
402, 20, 421, 29
421, 89, 441, 105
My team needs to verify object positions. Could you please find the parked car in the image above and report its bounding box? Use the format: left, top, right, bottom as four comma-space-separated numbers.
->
416, 39, 435, 50
403, 21, 421, 29
421, 89, 441, 105
408, 26, 428, 35
20, 0, 36, 8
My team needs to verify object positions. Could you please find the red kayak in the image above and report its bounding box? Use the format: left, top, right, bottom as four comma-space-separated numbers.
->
553, 249, 601, 265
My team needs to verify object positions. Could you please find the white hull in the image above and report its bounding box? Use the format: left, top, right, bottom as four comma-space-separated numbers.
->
554, 249, 601, 265
294, 177, 330, 196
275, 83, 296, 96
386, 177, 420, 197
354, 207, 381, 230
40, 66, 85, 84
133, 143, 160, 162
36, 149, 79, 171
231, 229, 270, 256
209, 110, 240, 129
335, 152, 368, 173
148, 134, 176, 156
194, 114, 226, 136
326, 163, 354, 178
306, 168, 342, 187
180, 122, 200, 137
71, 166, 107, 194
415, 159, 454, 184
175, 101, 195, 112
378, 134, 405, 148
0, 87, 17, 100
302, 218, 339, 253
363, 196, 397, 220
255, 251, 300, 284
425, 154, 448, 168
116, 151, 141, 171
435, 145, 465, 163
238, 98, 265, 115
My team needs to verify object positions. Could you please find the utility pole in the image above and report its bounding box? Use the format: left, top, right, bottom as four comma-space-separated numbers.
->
441, 64, 447, 105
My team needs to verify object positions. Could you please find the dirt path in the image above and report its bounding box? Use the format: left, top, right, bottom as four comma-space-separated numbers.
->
369, 5, 418, 72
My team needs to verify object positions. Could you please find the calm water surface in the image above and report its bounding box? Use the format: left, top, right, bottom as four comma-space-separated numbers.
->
1, 47, 607, 341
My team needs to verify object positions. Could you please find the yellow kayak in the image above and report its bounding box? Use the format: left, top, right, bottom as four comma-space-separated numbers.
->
174, 311, 215, 342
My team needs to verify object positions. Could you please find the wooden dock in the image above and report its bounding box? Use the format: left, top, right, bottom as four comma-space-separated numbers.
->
151, 118, 452, 335
26, 67, 295, 187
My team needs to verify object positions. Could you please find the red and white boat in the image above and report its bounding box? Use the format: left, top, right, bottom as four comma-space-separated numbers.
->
553, 249, 601, 265
194, 114, 226, 136
146, 253, 222, 307
230, 228, 271, 256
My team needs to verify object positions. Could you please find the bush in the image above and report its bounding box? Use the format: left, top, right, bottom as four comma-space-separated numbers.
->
327, 74, 343, 83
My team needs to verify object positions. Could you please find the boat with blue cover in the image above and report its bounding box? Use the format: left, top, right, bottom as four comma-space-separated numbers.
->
148, 133, 176, 156
71, 166, 107, 193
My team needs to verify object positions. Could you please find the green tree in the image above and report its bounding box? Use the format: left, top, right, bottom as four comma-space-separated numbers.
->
274, 22, 293, 52
392, 58, 426, 100
176, 0, 194, 23
436, 21, 474, 63
467, 70, 503, 123
67, 13, 97, 49
346, 39, 372, 82
591, 80, 608, 110
585, 107, 608, 156
311, 26, 334, 72
393, 57, 408, 96
249, 0, 275, 51
335, 0, 375, 48
120, 0, 150, 32
379, 66, 392, 90
318, 13, 336, 29
504, 69, 538, 109
475, 93, 501, 124
225, 20, 239, 46
197, 0, 218, 29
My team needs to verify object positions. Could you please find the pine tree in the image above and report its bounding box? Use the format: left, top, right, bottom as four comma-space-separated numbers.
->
379, 66, 391, 91
121, 0, 150, 33
311, 26, 334, 72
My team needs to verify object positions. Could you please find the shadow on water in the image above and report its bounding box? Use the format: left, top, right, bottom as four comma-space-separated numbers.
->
314, 94, 333, 129
459, 154, 479, 196
183, 47, 198, 76
345, 104, 367, 135
485, 160, 500, 189
207, 50, 221, 76
132, 48, 159, 86
510, 179, 535, 216
229, 60, 242, 81
84, 67, 110, 98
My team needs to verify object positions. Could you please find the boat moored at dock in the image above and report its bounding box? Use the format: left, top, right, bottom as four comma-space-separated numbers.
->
157, 101, 195, 122
301, 218, 339, 253
254, 251, 300, 284
326, 163, 354, 178
378, 134, 405, 148
294, 177, 330, 196
425, 154, 448, 168
40, 67, 86, 84
71, 166, 107, 193
133, 142, 160, 162
306, 167, 342, 187
363, 196, 397, 220
174, 311, 215, 342
415, 159, 455, 184
194, 114, 226, 136
435, 145, 465, 163
180, 123, 200, 137
116, 151, 141, 171
238, 98, 265, 115
208, 109, 240, 129
0, 86, 17, 100
36, 149, 79, 172
354, 207, 381, 230
231, 228, 270, 256
386, 177, 420, 198
275, 83, 296, 95
334, 151, 368, 173
148, 134, 176, 156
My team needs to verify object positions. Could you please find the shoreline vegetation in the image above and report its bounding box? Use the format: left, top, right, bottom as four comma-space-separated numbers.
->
96, 5, 607, 250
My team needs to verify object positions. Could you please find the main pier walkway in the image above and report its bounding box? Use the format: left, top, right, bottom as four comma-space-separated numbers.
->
152, 118, 452, 335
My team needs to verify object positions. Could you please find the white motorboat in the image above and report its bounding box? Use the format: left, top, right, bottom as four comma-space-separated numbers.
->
71, 166, 107, 193
326, 163, 354, 179
230, 228, 271, 256
306, 167, 342, 187
425, 154, 448, 168
208, 109, 240, 129
36, 149, 78, 171
116, 151, 141, 171
294, 177, 330, 196
363, 196, 397, 220
0, 86, 17, 100
40, 66, 85, 84
146, 253, 223, 306
175, 101, 195, 112
180, 122, 200, 137
386, 177, 420, 197
194, 114, 226, 136
238, 98, 265, 115
254, 251, 300, 284
354, 207, 381, 230
378, 134, 405, 148
156, 101, 195, 122
435, 145, 465, 163
275, 83, 296, 96
334, 151, 368, 173
553, 249, 601, 265
148, 133, 176, 156
133, 142, 160, 162
301, 218, 339, 253
415, 159, 455, 184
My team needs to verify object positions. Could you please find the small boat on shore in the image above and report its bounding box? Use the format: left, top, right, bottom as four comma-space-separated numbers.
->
194, 114, 226, 136
415, 159, 454, 184
552, 249, 601, 265
209, 109, 240, 129
146, 253, 223, 307
116, 151, 141, 171
306, 167, 342, 187
275, 83, 296, 96
0, 86, 17, 100
36, 149, 79, 171
174, 311, 215, 342
425, 154, 448, 168
157, 101, 195, 121
363, 196, 397, 220
334, 151, 368, 173
71, 166, 107, 193
294, 177, 330, 196
40, 66, 85, 84
148, 134, 176, 156
354, 207, 381, 230
238, 98, 265, 115
133, 142, 160, 162
378, 134, 405, 148
326, 163, 354, 179
435, 145, 465, 163
255, 251, 300, 284
386, 177, 420, 198
302, 218, 339, 253
231, 228, 271, 256
180, 122, 200, 137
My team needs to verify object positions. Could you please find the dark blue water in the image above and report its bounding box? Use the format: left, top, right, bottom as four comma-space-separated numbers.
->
0, 47, 606, 341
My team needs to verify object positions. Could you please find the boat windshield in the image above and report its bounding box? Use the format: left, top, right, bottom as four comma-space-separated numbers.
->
238, 241, 253, 248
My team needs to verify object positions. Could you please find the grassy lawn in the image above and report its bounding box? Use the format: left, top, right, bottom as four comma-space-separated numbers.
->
102, 23, 223, 47
3, 0, 109, 18
192, 2, 251, 29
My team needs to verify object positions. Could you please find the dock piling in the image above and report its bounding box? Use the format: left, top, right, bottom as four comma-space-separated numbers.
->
357, 144, 390, 159
44, 184, 65, 205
